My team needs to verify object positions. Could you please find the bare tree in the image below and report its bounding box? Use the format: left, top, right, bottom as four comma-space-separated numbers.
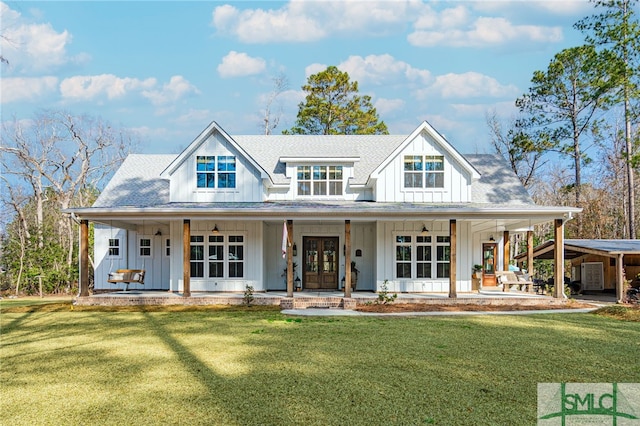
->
485, 109, 549, 189
0, 111, 134, 293
261, 73, 289, 135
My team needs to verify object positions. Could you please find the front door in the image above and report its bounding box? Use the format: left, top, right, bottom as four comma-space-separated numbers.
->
303, 237, 339, 290
482, 243, 497, 286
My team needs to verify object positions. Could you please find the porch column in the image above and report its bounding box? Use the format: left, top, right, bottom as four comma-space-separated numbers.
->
553, 219, 564, 299
616, 253, 625, 303
449, 219, 457, 298
183, 219, 191, 297
503, 230, 510, 271
345, 220, 352, 298
78, 219, 89, 297
286, 220, 293, 297
526, 230, 534, 277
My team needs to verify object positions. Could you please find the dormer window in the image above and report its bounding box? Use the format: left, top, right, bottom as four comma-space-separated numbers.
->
404, 155, 444, 188
196, 155, 236, 189
297, 165, 343, 196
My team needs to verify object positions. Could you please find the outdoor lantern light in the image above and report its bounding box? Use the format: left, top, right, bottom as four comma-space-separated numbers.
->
212, 225, 219, 234
421, 226, 429, 236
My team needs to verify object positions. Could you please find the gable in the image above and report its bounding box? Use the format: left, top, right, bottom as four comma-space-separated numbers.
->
369, 121, 481, 202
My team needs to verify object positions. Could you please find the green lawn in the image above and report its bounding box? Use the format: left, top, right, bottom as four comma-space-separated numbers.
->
1, 300, 639, 425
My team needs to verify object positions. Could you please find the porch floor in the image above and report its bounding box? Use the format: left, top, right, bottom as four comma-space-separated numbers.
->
76, 286, 586, 309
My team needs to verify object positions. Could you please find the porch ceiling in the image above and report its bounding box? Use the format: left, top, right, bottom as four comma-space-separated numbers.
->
70, 201, 578, 228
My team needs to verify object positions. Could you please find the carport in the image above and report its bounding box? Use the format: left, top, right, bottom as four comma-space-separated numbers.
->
515, 239, 640, 303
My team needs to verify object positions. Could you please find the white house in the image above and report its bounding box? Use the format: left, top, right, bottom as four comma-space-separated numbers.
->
70, 121, 579, 298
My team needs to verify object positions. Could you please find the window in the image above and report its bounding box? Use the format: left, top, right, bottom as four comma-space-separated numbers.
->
139, 238, 151, 257
196, 155, 236, 189
395, 236, 412, 278
108, 239, 120, 256
404, 155, 444, 188
197, 156, 215, 188
165, 239, 170, 257
190, 234, 245, 279
208, 235, 224, 278
228, 236, 244, 278
297, 165, 343, 196
416, 236, 432, 278
394, 234, 450, 279
436, 236, 450, 278
190, 236, 205, 278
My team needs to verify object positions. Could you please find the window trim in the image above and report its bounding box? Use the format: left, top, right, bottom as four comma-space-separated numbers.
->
402, 154, 446, 191
107, 238, 121, 258
296, 165, 344, 197
393, 232, 450, 280
189, 232, 246, 279
195, 155, 237, 190
139, 237, 152, 258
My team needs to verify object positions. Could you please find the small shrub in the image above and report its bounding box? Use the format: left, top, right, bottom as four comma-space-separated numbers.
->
243, 285, 255, 306
376, 280, 397, 305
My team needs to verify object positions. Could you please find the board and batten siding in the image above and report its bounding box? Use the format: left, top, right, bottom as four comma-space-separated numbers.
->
93, 225, 128, 290
374, 132, 473, 203
168, 219, 263, 292
168, 132, 264, 203
375, 221, 472, 293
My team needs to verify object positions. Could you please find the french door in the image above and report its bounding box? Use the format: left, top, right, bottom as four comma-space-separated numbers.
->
482, 243, 497, 286
303, 237, 339, 290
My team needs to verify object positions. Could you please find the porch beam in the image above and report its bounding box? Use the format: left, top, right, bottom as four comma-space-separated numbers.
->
553, 219, 564, 299
286, 220, 293, 297
183, 219, 191, 297
527, 230, 534, 278
345, 220, 352, 298
449, 219, 457, 298
78, 219, 89, 297
616, 253, 625, 303
503, 230, 510, 271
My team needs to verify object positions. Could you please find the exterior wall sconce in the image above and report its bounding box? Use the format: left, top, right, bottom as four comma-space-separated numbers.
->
489, 235, 495, 242
421, 226, 429, 236
155, 229, 162, 236
212, 225, 219, 234
293, 243, 297, 256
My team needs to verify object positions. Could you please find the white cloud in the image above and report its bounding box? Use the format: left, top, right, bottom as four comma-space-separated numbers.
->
217, 51, 266, 78
171, 109, 213, 126
142, 76, 200, 106
59, 74, 156, 101
1, 76, 58, 103
375, 98, 405, 116
420, 72, 518, 99
211, 1, 421, 43
408, 4, 563, 47
338, 54, 431, 86
0, 2, 86, 74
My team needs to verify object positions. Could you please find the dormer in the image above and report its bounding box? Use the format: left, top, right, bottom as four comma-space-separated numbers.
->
370, 121, 481, 202
160, 122, 269, 203
279, 156, 360, 200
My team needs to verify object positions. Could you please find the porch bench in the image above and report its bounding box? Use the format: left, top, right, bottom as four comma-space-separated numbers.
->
107, 269, 145, 291
496, 271, 533, 292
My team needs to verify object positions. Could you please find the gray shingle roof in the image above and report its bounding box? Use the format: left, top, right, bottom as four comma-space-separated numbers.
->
232, 134, 406, 185
93, 154, 173, 207
92, 140, 534, 208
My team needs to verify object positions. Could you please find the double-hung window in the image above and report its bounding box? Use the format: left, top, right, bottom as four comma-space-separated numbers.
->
297, 165, 343, 196
139, 238, 151, 257
404, 155, 444, 188
394, 234, 450, 279
189, 234, 245, 279
196, 155, 236, 189
108, 239, 120, 257
190, 236, 205, 278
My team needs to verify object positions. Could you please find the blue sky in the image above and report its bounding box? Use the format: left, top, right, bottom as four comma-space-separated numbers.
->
1, 1, 594, 154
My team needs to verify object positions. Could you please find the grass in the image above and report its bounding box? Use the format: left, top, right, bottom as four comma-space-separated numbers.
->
1, 299, 639, 425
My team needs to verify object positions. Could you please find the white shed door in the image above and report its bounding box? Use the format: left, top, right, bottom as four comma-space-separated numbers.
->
581, 262, 604, 291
